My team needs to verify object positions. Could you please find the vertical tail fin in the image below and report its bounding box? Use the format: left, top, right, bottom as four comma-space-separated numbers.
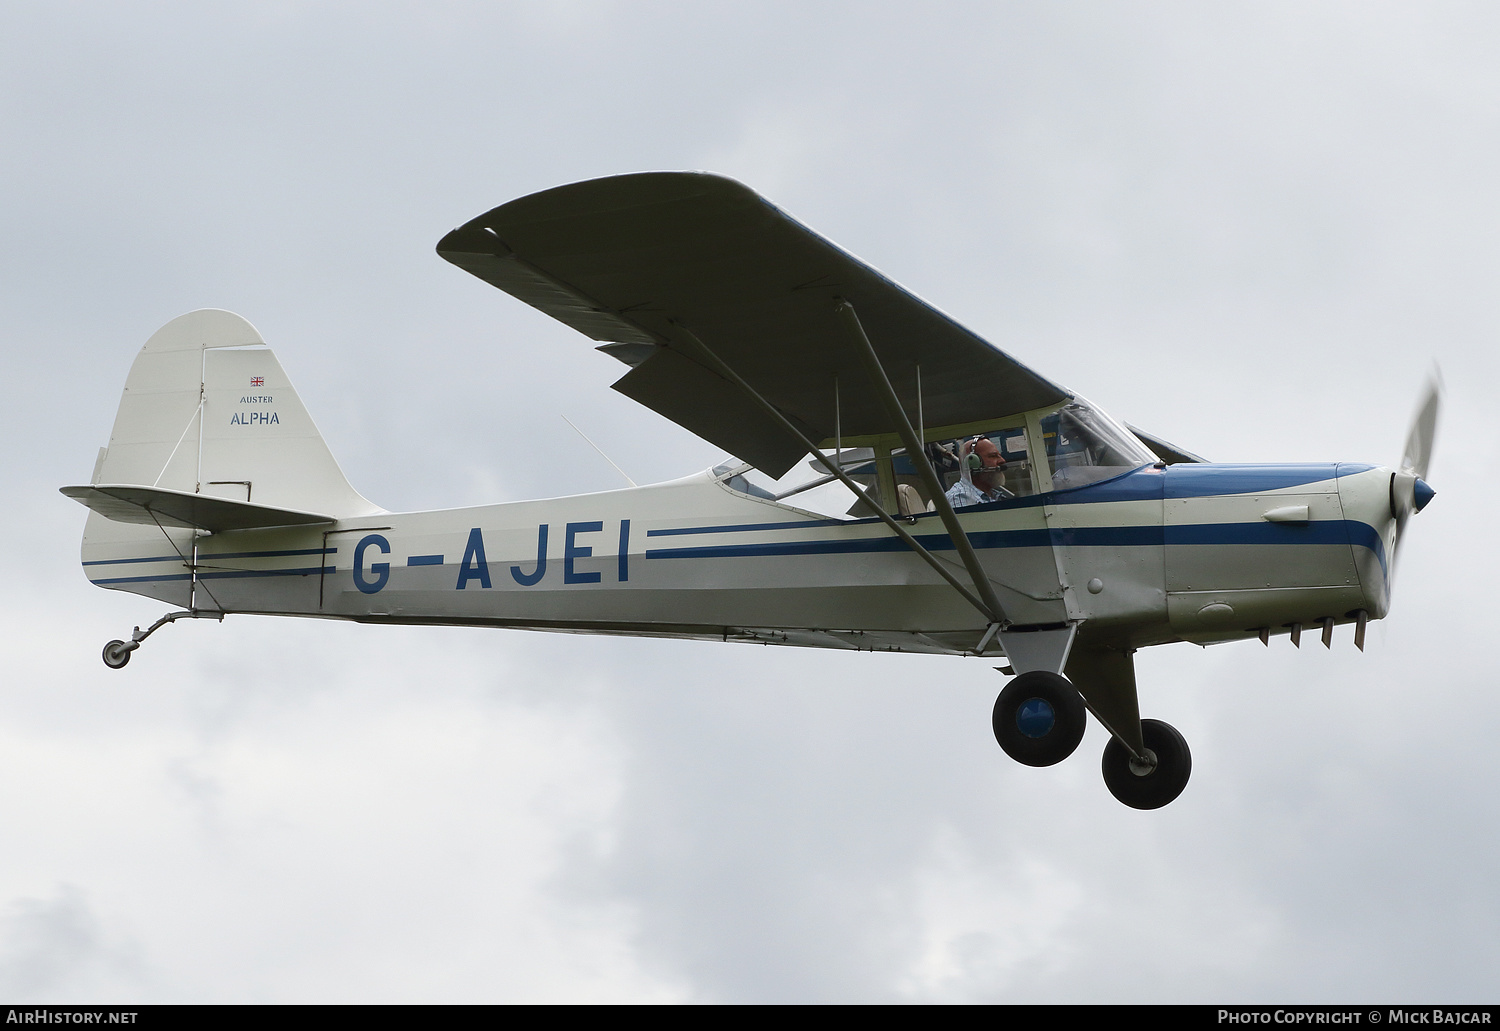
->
76, 310, 380, 604
92, 309, 379, 515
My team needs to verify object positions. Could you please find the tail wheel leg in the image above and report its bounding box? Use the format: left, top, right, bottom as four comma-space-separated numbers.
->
992, 671, 1088, 767
1101, 718, 1191, 809
99, 609, 224, 670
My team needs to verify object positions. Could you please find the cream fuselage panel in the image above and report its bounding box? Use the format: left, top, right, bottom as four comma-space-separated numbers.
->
198, 469, 1065, 643
83, 462, 1395, 656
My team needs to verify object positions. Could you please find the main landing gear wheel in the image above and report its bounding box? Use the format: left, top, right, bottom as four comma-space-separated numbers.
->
101, 640, 132, 669
1101, 718, 1191, 810
992, 671, 1087, 767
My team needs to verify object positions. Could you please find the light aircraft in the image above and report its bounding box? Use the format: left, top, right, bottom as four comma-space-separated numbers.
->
62, 172, 1439, 809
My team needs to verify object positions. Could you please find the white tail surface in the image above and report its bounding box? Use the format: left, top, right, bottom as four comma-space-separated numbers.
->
78, 311, 381, 603
93, 309, 380, 516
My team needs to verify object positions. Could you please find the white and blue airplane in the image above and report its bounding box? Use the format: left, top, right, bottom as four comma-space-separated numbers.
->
62, 172, 1438, 809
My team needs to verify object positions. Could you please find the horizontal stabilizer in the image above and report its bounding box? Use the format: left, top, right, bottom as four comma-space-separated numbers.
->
61, 484, 334, 532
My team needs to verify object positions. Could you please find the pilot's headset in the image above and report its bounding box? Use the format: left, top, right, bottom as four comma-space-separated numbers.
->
964, 436, 1006, 484
955, 436, 981, 488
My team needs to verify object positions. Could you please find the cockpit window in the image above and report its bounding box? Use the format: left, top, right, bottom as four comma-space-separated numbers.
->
714, 395, 1153, 516
713, 463, 777, 500
717, 426, 1037, 517
1040, 398, 1156, 490
891, 427, 1038, 512
713, 459, 863, 516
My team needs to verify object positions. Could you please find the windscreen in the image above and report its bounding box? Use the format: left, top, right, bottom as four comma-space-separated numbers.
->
1040, 398, 1156, 489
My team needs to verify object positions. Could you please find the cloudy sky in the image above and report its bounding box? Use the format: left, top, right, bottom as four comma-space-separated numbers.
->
2, 1, 1496, 1003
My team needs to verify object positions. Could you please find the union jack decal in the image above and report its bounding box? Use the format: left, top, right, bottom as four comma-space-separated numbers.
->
251, 377, 264, 387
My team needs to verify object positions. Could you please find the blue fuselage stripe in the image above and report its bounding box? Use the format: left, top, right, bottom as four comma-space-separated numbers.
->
82, 554, 186, 567
90, 572, 195, 584
197, 566, 335, 580
1345, 521, 1388, 577
646, 521, 1379, 561
91, 566, 335, 585
646, 518, 843, 537
202, 547, 337, 560
84, 547, 336, 567
1163, 464, 1357, 498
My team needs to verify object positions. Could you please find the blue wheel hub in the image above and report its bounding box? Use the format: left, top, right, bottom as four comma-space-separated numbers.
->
1016, 697, 1057, 739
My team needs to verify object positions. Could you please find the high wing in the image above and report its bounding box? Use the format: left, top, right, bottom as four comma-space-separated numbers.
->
437, 172, 1070, 477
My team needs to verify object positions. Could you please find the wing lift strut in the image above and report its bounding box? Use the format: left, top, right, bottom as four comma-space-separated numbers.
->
834, 301, 1009, 634
672, 300, 1009, 637
847, 321, 1152, 768
680, 304, 1159, 769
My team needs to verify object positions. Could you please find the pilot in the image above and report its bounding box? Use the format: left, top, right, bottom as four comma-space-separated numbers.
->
945, 436, 1012, 508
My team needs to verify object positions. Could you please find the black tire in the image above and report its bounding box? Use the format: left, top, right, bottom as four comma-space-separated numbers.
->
992, 671, 1087, 767
1101, 718, 1191, 810
101, 640, 131, 669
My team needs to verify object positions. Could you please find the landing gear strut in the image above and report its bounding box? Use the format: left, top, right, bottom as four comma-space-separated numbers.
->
100, 610, 224, 669
992, 671, 1087, 767
1101, 718, 1192, 810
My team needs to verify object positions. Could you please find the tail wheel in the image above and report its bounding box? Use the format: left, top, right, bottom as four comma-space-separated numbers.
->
101, 640, 131, 669
1102, 718, 1191, 809
992, 671, 1087, 767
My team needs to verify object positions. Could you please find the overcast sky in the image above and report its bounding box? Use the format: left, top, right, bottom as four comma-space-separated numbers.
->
2, 1, 1496, 1003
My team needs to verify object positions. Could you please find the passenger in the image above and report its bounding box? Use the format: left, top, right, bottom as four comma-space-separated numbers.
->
945, 437, 1012, 508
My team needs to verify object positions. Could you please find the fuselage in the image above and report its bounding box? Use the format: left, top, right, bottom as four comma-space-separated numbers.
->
81, 460, 1396, 659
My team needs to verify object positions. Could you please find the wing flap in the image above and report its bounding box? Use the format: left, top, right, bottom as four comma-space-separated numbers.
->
611, 348, 814, 476
61, 484, 335, 532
